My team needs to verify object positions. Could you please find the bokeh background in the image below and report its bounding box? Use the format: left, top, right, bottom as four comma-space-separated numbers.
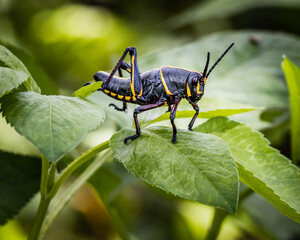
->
0, 0, 300, 239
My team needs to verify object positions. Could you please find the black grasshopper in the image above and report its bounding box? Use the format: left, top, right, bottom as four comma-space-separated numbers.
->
88, 43, 234, 143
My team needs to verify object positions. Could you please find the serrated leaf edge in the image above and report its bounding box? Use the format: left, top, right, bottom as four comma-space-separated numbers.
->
0, 94, 105, 163
199, 117, 300, 222
110, 127, 239, 213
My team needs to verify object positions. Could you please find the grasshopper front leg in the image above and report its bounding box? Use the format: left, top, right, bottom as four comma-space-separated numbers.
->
188, 100, 199, 131
170, 96, 181, 143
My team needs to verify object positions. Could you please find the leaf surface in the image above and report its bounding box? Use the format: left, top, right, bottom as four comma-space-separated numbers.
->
0, 67, 29, 98
194, 117, 300, 223
140, 31, 300, 109
73, 81, 102, 98
110, 126, 239, 213
0, 44, 40, 93
282, 56, 300, 164
165, 0, 300, 29
0, 92, 105, 163
142, 97, 257, 126
0, 151, 41, 225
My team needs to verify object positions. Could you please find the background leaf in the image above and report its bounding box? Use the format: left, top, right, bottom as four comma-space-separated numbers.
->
143, 97, 257, 126
165, 0, 300, 30
0, 91, 105, 163
1, 42, 58, 95
0, 44, 40, 93
73, 81, 102, 98
110, 126, 239, 213
282, 56, 300, 164
0, 67, 29, 98
88, 91, 257, 130
89, 161, 136, 206
194, 117, 300, 223
140, 31, 300, 109
137, 31, 300, 130
0, 150, 41, 225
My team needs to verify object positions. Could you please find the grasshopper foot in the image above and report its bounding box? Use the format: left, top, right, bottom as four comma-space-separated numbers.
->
109, 103, 126, 112
124, 134, 139, 144
171, 134, 177, 143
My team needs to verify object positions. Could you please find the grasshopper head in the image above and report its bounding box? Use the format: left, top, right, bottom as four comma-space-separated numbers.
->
187, 72, 204, 102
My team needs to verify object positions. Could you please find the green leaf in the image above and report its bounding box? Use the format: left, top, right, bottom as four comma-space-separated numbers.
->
2, 43, 58, 95
140, 31, 300, 109
0, 150, 41, 225
282, 56, 300, 164
138, 31, 300, 129
142, 97, 258, 127
194, 117, 300, 223
0, 44, 40, 93
40, 150, 113, 238
0, 91, 105, 163
88, 92, 257, 129
73, 81, 102, 98
0, 67, 29, 98
89, 161, 136, 205
110, 126, 239, 213
165, 0, 300, 29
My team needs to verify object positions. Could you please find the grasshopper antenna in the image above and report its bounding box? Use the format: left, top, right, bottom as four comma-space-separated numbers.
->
201, 52, 210, 79
206, 43, 234, 78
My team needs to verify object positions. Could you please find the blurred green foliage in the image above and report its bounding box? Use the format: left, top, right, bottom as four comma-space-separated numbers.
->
1, 0, 300, 239
282, 57, 300, 164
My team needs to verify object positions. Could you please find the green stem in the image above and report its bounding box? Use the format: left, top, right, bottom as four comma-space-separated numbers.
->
28, 156, 55, 240
48, 140, 110, 199
239, 187, 254, 202
40, 156, 49, 197
40, 150, 113, 239
205, 187, 255, 240
29, 141, 111, 240
108, 206, 131, 240
28, 196, 51, 240
205, 208, 228, 240
47, 163, 56, 193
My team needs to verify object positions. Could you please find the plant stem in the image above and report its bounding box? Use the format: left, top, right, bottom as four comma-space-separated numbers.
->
205, 187, 255, 240
205, 208, 228, 240
28, 155, 53, 239
40, 156, 49, 197
40, 150, 113, 239
239, 187, 254, 202
108, 206, 131, 240
28, 196, 51, 240
28, 140, 111, 240
47, 163, 56, 193
28, 156, 53, 240
48, 140, 110, 199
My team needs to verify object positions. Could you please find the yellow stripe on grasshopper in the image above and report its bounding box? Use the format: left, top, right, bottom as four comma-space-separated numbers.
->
117, 95, 124, 100
187, 83, 192, 97
160, 68, 173, 95
130, 55, 136, 97
197, 82, 203, 94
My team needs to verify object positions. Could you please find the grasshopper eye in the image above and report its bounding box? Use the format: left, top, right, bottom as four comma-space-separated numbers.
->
192, 76, 198, 84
